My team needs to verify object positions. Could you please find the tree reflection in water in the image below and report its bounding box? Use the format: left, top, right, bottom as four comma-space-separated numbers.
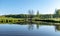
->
55, 25, 60, 32
0, 22, 60, 32
27, 22, 60, 32
28, 24, 34, 30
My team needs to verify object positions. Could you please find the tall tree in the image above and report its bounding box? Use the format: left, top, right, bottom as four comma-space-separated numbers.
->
55, 9, 60, 15
55, 9, 60, 18
36, 10, 40, 17
28, 10, 34, 22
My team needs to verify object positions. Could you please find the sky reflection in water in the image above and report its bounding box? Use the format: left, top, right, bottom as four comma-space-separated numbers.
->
0, 24, 60, 36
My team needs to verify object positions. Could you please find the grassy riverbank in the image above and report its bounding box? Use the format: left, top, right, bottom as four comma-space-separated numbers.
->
0, 17, 60, 24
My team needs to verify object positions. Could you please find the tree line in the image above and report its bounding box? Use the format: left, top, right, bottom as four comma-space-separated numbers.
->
1, 9, 60, 18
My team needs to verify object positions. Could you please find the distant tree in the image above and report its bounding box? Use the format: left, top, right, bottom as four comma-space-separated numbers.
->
55, 9, 60, 15
36, 10, 40, 17
28, 10, 34, 18
55, 9, 60, 18
28, 10, 34, 22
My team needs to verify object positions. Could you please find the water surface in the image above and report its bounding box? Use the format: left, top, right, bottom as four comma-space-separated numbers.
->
0, 24, 60, 36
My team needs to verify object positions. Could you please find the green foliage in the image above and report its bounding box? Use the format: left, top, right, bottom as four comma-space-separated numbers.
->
36, 10, 40, 17
55, 9, 60, 15
1, 9, 60, 19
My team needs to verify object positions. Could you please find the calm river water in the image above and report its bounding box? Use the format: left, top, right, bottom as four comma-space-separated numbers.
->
0, 23, 60, 36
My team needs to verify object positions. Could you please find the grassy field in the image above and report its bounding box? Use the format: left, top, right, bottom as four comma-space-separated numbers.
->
0, 17, 25, 23
0, 17, 60, 23
48, 18, 60, 21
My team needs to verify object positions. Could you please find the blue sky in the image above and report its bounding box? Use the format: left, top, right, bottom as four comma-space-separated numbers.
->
0, 0, 60, 15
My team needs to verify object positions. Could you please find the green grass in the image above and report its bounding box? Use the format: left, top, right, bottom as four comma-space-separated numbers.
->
0, 17, 25, 23
0, 17, 60, 23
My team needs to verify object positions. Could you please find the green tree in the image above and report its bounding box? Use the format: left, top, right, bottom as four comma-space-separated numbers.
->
36, 10, 40, 17
28, 10, 34, 22
55, 9, 60, 18
55, 9, 60, 15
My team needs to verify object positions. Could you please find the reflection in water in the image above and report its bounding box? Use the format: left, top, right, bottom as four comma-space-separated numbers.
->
27, 23, 40, 30
0, 22, 60, 32
1, 22, 60, 32
28, 24, 34, 30
27, 23, 60, 32
0, 22, 60, 36
36, 24, 40, 29
55, 25, 60, 31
